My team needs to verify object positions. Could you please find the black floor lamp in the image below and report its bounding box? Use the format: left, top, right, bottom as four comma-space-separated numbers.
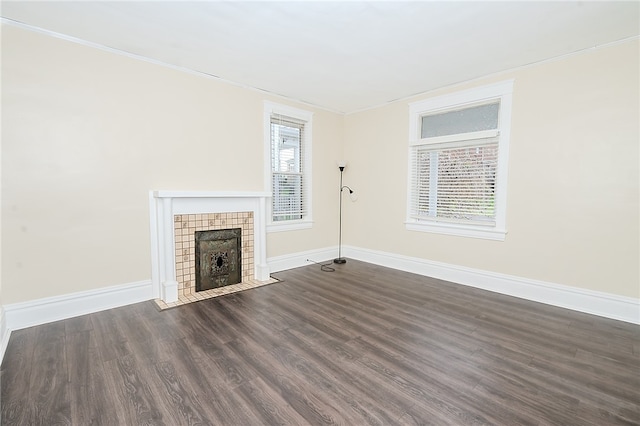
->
334, 161, 354, 264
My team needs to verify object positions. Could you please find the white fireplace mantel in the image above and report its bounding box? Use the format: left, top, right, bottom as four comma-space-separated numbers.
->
149, 191, 271, 303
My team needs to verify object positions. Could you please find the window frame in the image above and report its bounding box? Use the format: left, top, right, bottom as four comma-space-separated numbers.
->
406, 80, 514, 241
264, 101, 313, 232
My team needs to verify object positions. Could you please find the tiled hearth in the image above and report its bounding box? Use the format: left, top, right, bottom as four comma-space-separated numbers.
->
155, 276, 280, 309
150, 191, 271, 305
175, 212, 254, 298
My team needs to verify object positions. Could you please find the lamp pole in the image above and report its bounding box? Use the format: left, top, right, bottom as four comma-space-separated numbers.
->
334, 164, 347, 264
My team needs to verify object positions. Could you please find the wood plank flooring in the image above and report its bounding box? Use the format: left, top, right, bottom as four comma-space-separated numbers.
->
2, 259, 639, 425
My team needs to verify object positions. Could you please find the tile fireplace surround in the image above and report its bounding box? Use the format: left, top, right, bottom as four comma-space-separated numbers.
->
150, 191, 271, 304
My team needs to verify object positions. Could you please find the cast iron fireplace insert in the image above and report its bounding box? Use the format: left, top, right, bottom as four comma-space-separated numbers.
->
195, 228, 242, 291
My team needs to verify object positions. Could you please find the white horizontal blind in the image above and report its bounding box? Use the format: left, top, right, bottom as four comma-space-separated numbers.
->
271, 113, 306, 221
410, 138, 499, 226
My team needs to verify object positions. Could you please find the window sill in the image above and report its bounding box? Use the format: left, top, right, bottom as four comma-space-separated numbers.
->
405, 221, 506, 241
267, 220, 313, 233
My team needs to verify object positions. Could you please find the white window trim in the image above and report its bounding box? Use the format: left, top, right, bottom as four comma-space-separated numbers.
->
264, 101, 313, 232
406, 80, 514, 241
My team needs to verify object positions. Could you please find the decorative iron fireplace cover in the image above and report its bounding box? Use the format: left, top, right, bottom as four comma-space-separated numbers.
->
195, 228, 242, 291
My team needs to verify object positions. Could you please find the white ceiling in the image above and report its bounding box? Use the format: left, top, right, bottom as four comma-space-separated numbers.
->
2, 1, 638, 114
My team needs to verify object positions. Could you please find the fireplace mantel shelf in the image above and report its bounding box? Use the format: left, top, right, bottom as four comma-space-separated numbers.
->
154, 191, 271, 199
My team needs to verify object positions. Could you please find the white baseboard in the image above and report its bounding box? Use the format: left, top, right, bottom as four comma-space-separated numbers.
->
0, 305, 9, 365
268, 246, 338, 273
344, 245, 640, 325
4, 280, 154, 333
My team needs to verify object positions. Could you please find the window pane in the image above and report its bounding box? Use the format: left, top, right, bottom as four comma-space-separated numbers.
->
271, 123, 301, 173
415, 150, 432, 216
272, 173, 303, 221
412, 141, 498, 225
270, 115, 305, 222
421, 102, 499, 138
436, 144, 498, 222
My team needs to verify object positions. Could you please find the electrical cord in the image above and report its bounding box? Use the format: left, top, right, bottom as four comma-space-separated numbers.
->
306, 258, 336, 272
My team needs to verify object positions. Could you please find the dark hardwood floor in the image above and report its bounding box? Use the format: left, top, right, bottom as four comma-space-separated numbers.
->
2, 260, 639, 425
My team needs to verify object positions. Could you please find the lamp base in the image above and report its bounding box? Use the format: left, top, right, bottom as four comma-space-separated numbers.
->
333, 258, 347, 264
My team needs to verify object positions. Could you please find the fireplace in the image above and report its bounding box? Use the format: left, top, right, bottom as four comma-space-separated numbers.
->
150, 191, 270, 303
195, 228, 242, 291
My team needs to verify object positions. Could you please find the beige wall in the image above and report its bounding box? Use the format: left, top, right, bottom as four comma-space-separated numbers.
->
344, 39, 639, 299
2, 24, 638, 306
1, 25, 342, 304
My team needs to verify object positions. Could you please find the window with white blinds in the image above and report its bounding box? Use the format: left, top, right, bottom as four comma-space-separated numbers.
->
264, 102, 313, 231
406, 81, 513, 240
271, 114, 305, 221
410, 138, 499, 225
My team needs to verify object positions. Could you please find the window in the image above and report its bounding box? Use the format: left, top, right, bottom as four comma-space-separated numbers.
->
406, 81, 513, 240
264, 102, 313, 231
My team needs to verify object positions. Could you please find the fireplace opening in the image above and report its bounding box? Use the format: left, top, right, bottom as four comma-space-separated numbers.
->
195, 228, 242, 291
